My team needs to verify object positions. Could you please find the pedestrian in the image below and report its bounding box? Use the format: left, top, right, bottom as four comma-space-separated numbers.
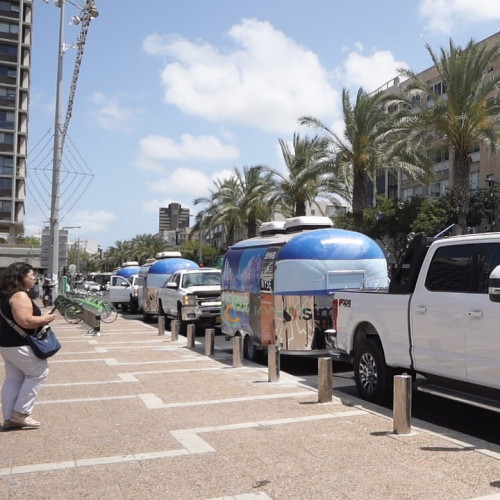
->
0, 262, 56, 430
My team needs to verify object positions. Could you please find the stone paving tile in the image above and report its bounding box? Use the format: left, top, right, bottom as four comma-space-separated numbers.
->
1, 313, 500, 499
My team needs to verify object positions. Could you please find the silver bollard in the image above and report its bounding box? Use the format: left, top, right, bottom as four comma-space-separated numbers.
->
170, 320, 179, 342
186, 323, 196, 348
205, 328, 215, 356
233, 336, 243, 367
318, 357, 333, 403
393, 374, 412, 435
267, 344, 280, 382
158, 315, 165, 336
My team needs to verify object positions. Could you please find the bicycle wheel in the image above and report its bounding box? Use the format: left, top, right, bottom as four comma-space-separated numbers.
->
100, 304, 118, 323
64, 304, 83, 324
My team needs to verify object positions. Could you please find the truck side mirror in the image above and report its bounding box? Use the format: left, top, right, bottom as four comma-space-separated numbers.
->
166, 281, 177, 289
488, 265, 500, 303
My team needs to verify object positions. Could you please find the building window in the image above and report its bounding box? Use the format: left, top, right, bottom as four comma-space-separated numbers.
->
0, 110, 14, 129
431, 147, 449, 163
0, 43, 17, 57
0, 155, 12, 174
0, 177, 11, 196
0, 200, 10, 220
0, 2, 19, 13
429, 81, 446, 96
470, 171, 480, 191
0, 21, 18, 35
0, 67, 16, 80
0, 132, 13, 144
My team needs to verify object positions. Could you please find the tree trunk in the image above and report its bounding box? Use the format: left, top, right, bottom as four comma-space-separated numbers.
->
295, 200, 307, 217
352, 171, 366, 232
453, 150, 471, 233
247, 217, 258, 238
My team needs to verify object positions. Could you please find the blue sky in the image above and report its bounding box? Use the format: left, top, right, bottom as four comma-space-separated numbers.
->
26, 0, 500, 250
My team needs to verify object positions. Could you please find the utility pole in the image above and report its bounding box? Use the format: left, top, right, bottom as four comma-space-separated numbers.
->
48, 0, 65, 289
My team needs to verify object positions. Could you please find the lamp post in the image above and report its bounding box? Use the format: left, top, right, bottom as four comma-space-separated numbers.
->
47, 0, 98, 288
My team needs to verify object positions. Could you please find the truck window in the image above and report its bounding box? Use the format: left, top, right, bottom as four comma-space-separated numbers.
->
474, 243, 500, 293
426, 243, 500, 293
425, 244, 473, 292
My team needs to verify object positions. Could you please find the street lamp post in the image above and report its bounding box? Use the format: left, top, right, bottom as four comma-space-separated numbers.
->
47, 0, 98, 289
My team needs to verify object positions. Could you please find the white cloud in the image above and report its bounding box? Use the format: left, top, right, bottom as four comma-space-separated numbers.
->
147, 167, 229, 198
419, 0, 500, 34
138, 134, 239, 162
342, 49, 409, 94
68, 210, 118, 233
88, 92, 138, 132
143, 18, 340, 134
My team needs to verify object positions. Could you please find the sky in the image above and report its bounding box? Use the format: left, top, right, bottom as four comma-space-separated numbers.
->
25, 0, 500, 251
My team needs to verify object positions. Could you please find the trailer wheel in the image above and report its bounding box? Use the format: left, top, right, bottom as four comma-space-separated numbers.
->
353, 338, 393, 404
243, 335, 262, 363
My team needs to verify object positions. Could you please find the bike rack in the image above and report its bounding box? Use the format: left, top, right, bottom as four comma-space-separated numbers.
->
81, 305, 101, 336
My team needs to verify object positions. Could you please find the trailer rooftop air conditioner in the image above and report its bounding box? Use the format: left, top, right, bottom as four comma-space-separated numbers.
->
155, 251, 182, 259
259, 221, 286, 235
284, 216, 333, 232
121, 261, 139, 267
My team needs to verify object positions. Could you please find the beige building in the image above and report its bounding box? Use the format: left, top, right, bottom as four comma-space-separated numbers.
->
370, 31, 500, 231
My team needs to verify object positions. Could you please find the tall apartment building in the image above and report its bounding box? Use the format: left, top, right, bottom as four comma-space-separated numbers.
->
368, 31, 500, 230
0, 0, 30, 243
159, 202, 190, 232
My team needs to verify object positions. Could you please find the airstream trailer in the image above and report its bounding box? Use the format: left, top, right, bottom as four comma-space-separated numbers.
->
137, 252, 199, 322
221, 217, 388, 361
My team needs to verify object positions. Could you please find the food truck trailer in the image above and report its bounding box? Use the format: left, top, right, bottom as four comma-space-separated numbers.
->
221, 216, 388, 361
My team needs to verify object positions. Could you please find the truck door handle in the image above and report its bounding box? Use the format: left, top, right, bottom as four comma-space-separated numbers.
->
468, 310, 483, 319
413, 306, 426, 313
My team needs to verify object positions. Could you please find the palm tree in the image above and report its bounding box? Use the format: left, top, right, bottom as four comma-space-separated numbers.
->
268, 133, 346, 218
130, 234, 169, 263
194, 177, 241, 247
394, 38, 500, 231
194, 165, 274, 245
300, 88, 432, 230
235, 165, 274, 237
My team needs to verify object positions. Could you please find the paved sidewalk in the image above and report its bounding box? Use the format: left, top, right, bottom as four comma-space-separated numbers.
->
1, 313, 500, 499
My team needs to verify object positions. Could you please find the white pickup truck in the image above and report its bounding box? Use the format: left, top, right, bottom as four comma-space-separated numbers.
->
157, 268, 222, 333
333, 232, 500, 412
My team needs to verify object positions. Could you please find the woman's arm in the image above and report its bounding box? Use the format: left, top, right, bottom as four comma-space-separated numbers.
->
10, 292, 56, 330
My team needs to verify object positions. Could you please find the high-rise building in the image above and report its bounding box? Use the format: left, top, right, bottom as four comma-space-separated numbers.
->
0, 0, 30, 243
159, 203, 190, 231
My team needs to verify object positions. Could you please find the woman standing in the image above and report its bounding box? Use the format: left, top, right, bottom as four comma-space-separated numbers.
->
0, 263, 56, 429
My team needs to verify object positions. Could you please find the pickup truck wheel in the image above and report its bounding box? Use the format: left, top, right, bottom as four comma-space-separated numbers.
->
354, 338, 393, 404
176, 307, 187, 335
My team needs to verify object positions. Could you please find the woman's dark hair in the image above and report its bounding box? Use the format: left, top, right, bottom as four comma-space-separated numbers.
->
0, 262, 33, 295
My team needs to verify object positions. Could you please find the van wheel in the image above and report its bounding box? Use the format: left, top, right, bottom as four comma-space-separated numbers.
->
354, 338, 393, 405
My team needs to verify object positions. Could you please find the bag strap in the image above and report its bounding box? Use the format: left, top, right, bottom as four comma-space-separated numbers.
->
0, 308, 28, 338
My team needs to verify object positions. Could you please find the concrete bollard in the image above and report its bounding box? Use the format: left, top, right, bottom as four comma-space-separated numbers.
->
267, 344, 280, 382
233, 336, 243, 367
170, 320, 179, 342
205, 328, 215, 356
186, 323, 196, 348
158, 316, 165, 336
393, 374, 412, 435
318, 357, 333, 403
